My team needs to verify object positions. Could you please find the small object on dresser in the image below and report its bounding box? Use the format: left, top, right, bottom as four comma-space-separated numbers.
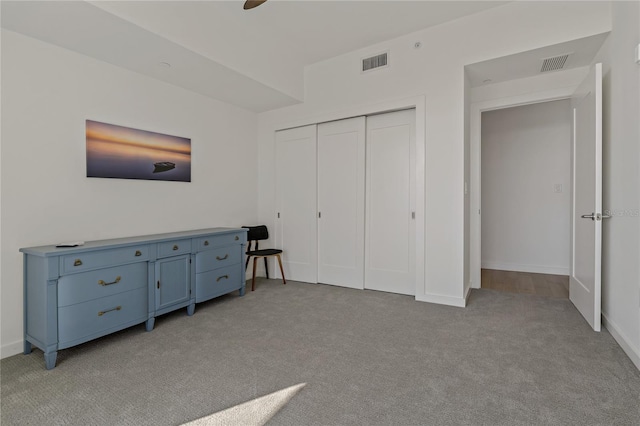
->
55, 241, 85, 248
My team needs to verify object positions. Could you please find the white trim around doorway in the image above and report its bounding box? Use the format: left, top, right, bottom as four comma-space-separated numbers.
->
470, 87, 579, 290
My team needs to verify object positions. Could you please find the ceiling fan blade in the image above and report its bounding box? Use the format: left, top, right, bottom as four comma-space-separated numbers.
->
244, 0, 268, 10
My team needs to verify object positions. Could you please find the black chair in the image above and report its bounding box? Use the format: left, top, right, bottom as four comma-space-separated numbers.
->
242, 225, 286, 291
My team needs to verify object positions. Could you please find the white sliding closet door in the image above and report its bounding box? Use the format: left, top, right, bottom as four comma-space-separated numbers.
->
365, 110, 416, 295
275, 125, 317, 283
317, 117, 366, 289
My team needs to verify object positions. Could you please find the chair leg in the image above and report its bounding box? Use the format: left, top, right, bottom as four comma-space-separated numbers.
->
245, 240, 255, 271
276, 254, 286, 284
264, 257, 269, 279
252, 257, 258, 291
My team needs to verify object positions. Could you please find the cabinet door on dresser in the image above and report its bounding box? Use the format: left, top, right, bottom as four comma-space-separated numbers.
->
155, 255, 191, 313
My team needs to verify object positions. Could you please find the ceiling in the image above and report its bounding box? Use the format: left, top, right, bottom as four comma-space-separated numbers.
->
1, 0, 510, 112
465, 32, 609, 87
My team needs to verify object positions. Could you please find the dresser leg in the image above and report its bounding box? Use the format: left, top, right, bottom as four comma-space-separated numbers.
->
145, 318, 155, 332
239, 285, 246, 297
187, 303, 195, 316
24, 340, 32, 355
44, 351, 57, 370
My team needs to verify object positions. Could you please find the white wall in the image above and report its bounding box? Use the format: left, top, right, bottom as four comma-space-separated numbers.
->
0, 30, 259, 357
463, 71, 471, 297
257, 1, 611, 306
470, 67, 590, 104
0, 28, 4, 354
481, 100, 571, 275
594, 1, 640, 369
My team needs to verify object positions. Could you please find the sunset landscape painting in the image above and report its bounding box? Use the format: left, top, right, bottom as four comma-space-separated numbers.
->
86, 120, 191, 182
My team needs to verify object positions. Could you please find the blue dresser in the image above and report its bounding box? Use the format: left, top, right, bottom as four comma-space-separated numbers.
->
20, 228, 247, 369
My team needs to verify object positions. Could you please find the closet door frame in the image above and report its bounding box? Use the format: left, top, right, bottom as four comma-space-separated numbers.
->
271, 97, 426, 298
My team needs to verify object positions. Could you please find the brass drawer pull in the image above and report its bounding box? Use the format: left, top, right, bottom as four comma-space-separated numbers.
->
216, 254, 229, 261
204, 240, 209, 246
98, 276, 121, 286
73, 259, 83, 267
216, 275, 229, 282
235, 236, 239, 241
135, 250, 142, 257
173, 245, 179, 251
98, 306, 121, 316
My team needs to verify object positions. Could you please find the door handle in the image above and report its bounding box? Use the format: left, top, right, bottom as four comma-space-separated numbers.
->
581, 213, 611, 221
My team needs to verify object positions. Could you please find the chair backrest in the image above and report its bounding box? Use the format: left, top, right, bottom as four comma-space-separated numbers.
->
242, 225, 269, 242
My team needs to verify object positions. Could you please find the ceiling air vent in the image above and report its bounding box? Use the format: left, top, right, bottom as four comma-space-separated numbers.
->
362, 52, 388, 72
540, 54, 571, 73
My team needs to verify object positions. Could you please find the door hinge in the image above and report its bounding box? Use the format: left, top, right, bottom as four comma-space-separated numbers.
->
411, 211, 415, 219
157, 281, 160, 289
277, 212, 280, 218
318, 211, 322, 219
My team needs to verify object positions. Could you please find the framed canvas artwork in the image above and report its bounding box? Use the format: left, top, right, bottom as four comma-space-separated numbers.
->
86, 120, 191, 182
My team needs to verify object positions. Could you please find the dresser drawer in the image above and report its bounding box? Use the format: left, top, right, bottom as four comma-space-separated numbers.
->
195, 245, 241, 274
157, 239, 191, 258
58, 287, 147, 347
195, 264, 242, 303
58, 262, 147, 307
195, 232, 244, 250
61, 246, 149, 274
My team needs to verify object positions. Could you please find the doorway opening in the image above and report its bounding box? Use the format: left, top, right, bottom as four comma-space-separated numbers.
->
479, 100, 571, 299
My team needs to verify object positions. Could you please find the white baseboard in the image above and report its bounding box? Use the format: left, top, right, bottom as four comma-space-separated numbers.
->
416, 292, 466, 308
1, 340, 23, 359
602, 312, 640, 372
481, 261, 569, 276
464, 286, 472, 305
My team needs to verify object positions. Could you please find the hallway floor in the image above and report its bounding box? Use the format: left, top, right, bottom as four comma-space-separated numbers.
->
481, 269, 569, 299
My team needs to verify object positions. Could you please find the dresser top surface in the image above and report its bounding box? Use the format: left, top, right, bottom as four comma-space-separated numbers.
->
20, 227, 247, 257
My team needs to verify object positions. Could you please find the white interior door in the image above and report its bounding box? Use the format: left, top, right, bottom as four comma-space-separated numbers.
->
365, 110, 416, 295
275, 125, 318, 283
317, 117, 366, 289
570, 62, 603, 331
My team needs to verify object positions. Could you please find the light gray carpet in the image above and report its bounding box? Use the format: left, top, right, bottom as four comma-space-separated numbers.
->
2, 279, 639, 425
